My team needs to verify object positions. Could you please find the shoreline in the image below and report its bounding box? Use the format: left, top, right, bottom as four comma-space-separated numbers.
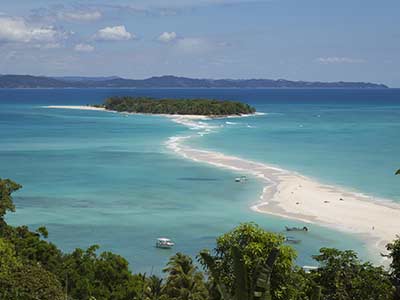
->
45, 105, 107, 111
43, 105, 257, 120
44, 105, 400, 261
165, 116, 400, 262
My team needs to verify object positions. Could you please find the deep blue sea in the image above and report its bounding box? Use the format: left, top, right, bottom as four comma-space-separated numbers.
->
1, 88, 399, 273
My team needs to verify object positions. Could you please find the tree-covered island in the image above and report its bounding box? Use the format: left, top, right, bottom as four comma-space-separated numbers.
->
97, 96, 256, 116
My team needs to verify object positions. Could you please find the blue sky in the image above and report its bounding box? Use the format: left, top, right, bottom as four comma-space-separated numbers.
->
0, 0, 398, 86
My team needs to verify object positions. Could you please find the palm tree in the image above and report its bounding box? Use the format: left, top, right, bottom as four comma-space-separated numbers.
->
199, 246, 280, 300
163, 253, 208, 300
144, 275, 164, 300
310, 286, 322, 300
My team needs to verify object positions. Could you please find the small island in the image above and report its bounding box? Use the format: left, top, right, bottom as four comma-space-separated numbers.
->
98, 96, 256, 116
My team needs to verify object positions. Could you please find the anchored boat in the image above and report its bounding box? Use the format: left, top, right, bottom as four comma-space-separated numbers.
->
285, 226, 309, 232
235, 176, 248, 183
156, 238, 175, 249
285, 236, 301, 244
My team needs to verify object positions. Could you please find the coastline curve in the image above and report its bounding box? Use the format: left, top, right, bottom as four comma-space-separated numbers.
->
165, 114, 400, 263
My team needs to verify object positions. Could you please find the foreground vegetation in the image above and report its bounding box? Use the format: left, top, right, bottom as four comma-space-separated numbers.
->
1, 178, 400, 300
99, 96, 256, 116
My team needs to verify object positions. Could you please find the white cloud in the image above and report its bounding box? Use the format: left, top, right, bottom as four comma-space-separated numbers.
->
94, 25, 134, 41
37, 42, 62, 49
316, 57, 365, 64
175, 37, 212, 54
158, 31, 177, 43
74, 43, 95, 52
0, 16, 60, 43
61, 11, 102, 22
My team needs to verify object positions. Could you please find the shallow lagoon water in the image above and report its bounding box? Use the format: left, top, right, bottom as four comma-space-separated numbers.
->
1, 88, 398, 273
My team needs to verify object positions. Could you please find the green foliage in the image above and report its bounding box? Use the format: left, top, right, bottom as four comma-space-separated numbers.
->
387, 236, 400, 280
61, 245, 143, 300
310, 286, 321, 300
0, 178, 22, 223
36, 226, 49, 238
1, 224, 63, 273
143, 275, 164, 300
200, 245, 280, 300
311, 248, 394, 300
0, 238, 21, 279
0, 179, 63, 276
102, 96, 256, 116
396, 169, 400, 175
163, 252, 209, 300
199, 223, 304, 300
232, 246, 248, 300
0, 264, 64, 300
386, 236, 400, 299
0, 239, 63, 300
251, 247, 280, 300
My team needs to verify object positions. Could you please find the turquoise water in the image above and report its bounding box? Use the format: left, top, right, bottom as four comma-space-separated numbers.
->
189, 89, 400, 201
1, 88, 398, 273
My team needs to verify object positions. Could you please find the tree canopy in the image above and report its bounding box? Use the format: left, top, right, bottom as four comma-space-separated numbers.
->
0, 178, 22, 224
0, 238, 64, 300
163, 253, 209, 300
101, 96, 256, 116
311, 248, 394, 300
198, 223, 307, 300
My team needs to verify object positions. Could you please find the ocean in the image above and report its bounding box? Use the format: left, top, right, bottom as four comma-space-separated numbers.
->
1, 88, 399, 273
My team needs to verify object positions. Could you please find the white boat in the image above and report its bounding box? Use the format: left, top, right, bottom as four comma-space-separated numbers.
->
156, 238, 175, 249
235, 176, 248, 183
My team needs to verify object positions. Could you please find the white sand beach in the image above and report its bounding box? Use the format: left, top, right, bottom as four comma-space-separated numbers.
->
44, 105, 221, 120
166, 116, 400, 259
45, 105, 106, 111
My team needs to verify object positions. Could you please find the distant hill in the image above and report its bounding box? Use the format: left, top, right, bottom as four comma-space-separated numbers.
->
0, 74, 389, 89
54, 76, 121, 82
0, 75, 74, 88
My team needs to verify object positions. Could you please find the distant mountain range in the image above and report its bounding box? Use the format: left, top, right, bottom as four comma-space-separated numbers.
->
0, 74, 388, 89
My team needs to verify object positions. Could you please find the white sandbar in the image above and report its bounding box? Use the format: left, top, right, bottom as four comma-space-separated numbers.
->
166, 116, 400, 260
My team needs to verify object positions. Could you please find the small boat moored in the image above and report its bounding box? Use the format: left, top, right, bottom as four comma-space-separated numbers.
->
285, 226, 309, 232
235, 176, 248, 183
285, 236, 301, 244
156, 238, 175, 249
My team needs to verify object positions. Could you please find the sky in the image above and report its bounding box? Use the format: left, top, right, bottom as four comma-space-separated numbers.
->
0, 0, 399, 86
